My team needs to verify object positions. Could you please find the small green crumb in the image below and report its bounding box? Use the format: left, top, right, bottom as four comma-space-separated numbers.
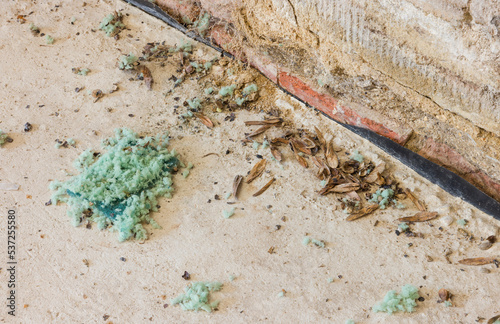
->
29, 23, 39, 32
204, 87, 214, 95
302, 236, 325, 248
193, 12, 211, 36
219, 85, 236, 97
77, 68, 90, 76
327, 278, 334, 283
187, 98, 201, 111
252, 141, 260, 150
118, 53, 138, 70
0, 130, 8, 146
320, 180, 327, 188
235, 97, 246, 106
398, 222, 409, 232
171, 281, 223, 313
242, 83, 258, 95
224, 192, 231, 200
373, 284, 420, 314
444, 300, 452, 307
302, 236, 311, 246
457, 219, 468, 226
70, 17, 76, 24
67, 138, 76, 146
223, 207, 235, 219
317, 78, 324, 87
186, 162, 194, 170
393, 199, 406, 209
345, 320, 355, 324
229, 275, 236, 282
350, 150, 364, 163
182, 170, 190, 178
99, 13, 125, 37
45, 35, 54, 44
204, 61, 213, 70
261, 140, 269, 149
170, 40, 192, 53
277, 291, 285, 298
369, 188, 394, 209
493, 319, 500, 324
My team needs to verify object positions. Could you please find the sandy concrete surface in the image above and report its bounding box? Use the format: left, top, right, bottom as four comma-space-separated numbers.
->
0, 1, 498, 323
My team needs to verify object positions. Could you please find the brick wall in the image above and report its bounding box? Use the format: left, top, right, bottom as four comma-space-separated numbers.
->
156, 0, 500, 202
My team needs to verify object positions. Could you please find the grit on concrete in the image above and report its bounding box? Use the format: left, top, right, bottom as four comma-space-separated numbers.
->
0, 1, 498, 323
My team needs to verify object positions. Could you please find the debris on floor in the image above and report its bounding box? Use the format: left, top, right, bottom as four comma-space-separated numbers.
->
49, 128, 183, 241
171, 281, 223, 312
372, 284, 420, 314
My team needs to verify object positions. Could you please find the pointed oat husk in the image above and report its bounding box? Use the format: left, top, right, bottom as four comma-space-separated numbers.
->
346, 204, 379, 221
233, 175, 243, 199
253, 178, 275, 197
325, 141, 339, 169
314, 126, 326, 150
246, 159, 267, 183
270, 146, 282, 161
398, 211, 438, 222
137, 65, 153, 90
193, 112, 214, 128
290, 138, 312, 155
364, 162, 385, 183
244, 118, 282, 126
404, 188, 426, 211
270, 137, 289, 145
290, 141, 308, 168
330, 183, 360, 193
457, 257, 497, 266
318, 182, 360, 195
438, 288, 450, 302
247, 125, 271, 137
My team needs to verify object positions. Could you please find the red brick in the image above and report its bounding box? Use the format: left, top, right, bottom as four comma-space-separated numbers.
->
418, 137, 500, 201
246, 49, 278, 83
278, 72, 412, 145
156, 0, 200, 22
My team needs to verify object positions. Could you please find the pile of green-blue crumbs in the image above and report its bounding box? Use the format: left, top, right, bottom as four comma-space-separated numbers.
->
373, 284, 420, 314
171, 281, 223, 312
50, 128, 183, 241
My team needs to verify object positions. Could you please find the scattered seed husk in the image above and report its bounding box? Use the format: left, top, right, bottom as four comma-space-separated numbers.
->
438, 288, 450, 302
290, 138, 312, 155
246, 159, 267, 183
458, 257, 497, 266
270, 146, 282, 161
486, 235, 496, 243
398, 211, 438, 222
288, 140, 308, 168
270, 137, 290, 145
193, 112, 214, 128
404, 189, 426, 211
137, 65, 153, 90
364, 162, 386, 183
247, 125, 271, 137
329, 182, 360, 194
202, 152, 219, 158
488, 315, 500, 324
346, 204, 379, 221
253, 178, 275, 197
233, 175, 243, 199
325, 141, 339, 169
478, 241, 493, 250
244, 118, 282, 126
314, 126, 326, 150
92, 89, 104, 102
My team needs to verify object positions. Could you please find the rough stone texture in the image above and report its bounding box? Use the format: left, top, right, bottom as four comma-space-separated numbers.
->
155, 0, 500, 202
